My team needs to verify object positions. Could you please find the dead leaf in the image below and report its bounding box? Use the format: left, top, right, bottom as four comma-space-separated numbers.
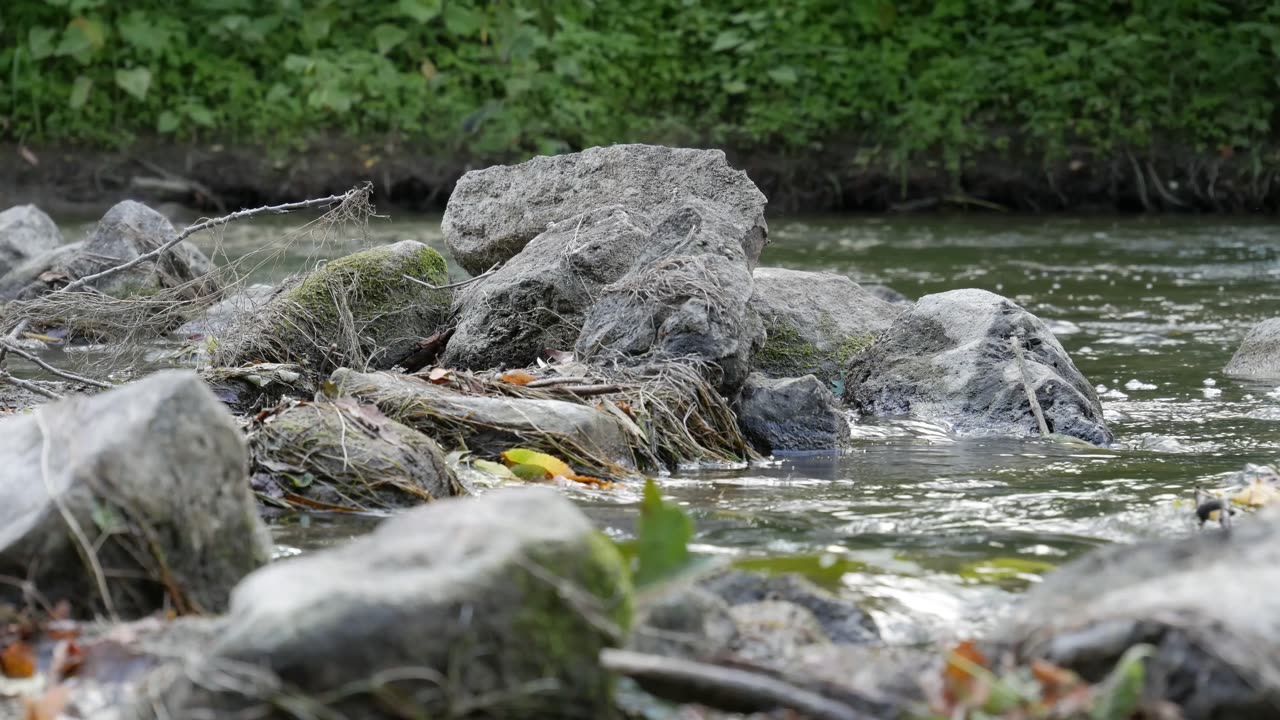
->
942, 639, 990, 706
22, 685, 69, 720
427, 367, 453, 384
18, 146, 39, 167
543, 348, 575, 365
1031, 658, 1084, 705
1230, 479, 1280, 508
2, 641, 37, 678
49, 639, 83, 680
37, 271, 70, 285
499, 369, 537, 386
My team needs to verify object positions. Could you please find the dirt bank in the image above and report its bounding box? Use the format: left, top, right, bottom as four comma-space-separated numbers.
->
3, 138, 1277, 217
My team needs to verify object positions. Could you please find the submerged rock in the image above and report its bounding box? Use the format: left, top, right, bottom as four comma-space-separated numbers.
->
443, 144, 768, 275
700, 570, 879, 646
328, 368, 636, 472
751, 267, 902, 387
995, 508, 1280, 719
202, 362, 313, 414
0, 200, 215, 302
845, 288, 1112, 445
577, 254, 764, 394
0, 370, 269, 618
1224, 317, 1280, 380
863, 284, 913, 306
139, 488, 632, 719
176, 282, 276, 338
212, 241, 451, 377
0, 204, 62, 278
737, 373, 850, 453
250, 398, 463, 509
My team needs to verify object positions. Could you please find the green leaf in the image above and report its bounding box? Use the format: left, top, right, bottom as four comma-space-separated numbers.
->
156, 110, 180, 133
443, 2, 482, 35
114, 67, 152, 100
118, 11, 170, 53
69, 75, 92, 109
710, 30, 743, 52
57, 17, 107, 62
510, 463, 551, 481
472, 459, 518, 480
374, 24, 409, 54
283, 54, 313, 73
28, 26, 57, 59
633, 479, 694, 588
1091, 644, 1154, 720
184, 103, 215, 127
767, 66, 799, 85
302, 15, 332, 44
723, 79, 748, 94
399, 0, 441, 23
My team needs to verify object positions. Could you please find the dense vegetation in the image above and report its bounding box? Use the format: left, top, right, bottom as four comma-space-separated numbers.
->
2, 0, 1278, 195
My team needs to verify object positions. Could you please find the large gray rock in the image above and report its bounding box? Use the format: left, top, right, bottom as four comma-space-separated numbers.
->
0, 204, 62, 277
1224, 318, 1280, 380
994, 509, 1280, 719
442, 144, 768, 275
0, 200, 215, 301
0, 370, 270, 618
576, 254, 764, 394
212, 241, 452, 378
844, 289, 1112, 445
138, 488, 632, 719
328, 368, 637, 471
176, 283, 276, 338
751, 267, 903, 388
737, 373, 851, 454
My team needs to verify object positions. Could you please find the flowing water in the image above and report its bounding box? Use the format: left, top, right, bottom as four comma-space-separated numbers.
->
43, 212, 1280, 644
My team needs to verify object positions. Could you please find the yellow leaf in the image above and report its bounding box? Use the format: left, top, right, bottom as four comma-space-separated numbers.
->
1230, 479, 1280, 508
509, 463, 552, 481
499, 369, 537, 386
420, 58, 437, 81
501, 448, 572, 478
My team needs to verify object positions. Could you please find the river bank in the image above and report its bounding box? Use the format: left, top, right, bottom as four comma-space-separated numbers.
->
5, 139, 1279, 218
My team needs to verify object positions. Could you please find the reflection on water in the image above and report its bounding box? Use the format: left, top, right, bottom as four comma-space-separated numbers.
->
44, 212, 1280, 642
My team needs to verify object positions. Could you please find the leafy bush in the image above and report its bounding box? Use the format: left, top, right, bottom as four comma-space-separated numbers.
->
2, 0, 1277, 167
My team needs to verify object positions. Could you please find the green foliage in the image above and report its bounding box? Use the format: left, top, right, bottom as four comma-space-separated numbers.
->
633, 479, 694, 588
1, 1, 1277, 163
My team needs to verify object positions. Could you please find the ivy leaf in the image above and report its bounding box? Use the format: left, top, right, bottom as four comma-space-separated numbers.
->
443, 3, 483, 36
633, 479, 694, 588
114, 67, 152, 100
302, 15, 331, 44
399, 0, 441, 23
374, 24, 409, 54
156, 110, 180, 133
69, 75, 93, 109
29, 26, 57, 59
723, 79, 748, 94
118, 11, 170, 53
710, 30, 744, 52
184, 103, 215, 127
767, 66, 799, 85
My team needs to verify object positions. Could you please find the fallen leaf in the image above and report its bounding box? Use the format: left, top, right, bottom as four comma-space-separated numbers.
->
1031, 658, 1084, 705
427, 367, 453, 384
22, 685, 69, 720
18, 146, 39, 167
37, 271, 70, 284
942, 640, 990, 707
509, 463, 552, 481
499, 369, 537, 386
2, 641, 36, 678
49, 639, 82, 680
1230, 479, 1280, 508
543, 348, 575, 365
472, 459, 518, 480
501, 448, 572, 478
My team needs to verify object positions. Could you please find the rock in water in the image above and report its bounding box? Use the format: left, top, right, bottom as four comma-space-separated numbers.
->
576, 254, 764, 394
0, 370, 270, 618
176, 283, 277, 338
844, 289, 1111, 445
1224, 317, 1280, 380
250, 398, 463, 509
442, 144, 768, 275
0, 200, 216, 301
138, 488, 632, 719
0, 204, 62, 278
736, 374, 851, 453
995, 508, 1280, 719
212, 241, 452, 377
751, 268, 903, 387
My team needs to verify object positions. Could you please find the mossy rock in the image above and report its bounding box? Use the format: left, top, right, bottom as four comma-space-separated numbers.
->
212, 241, 450, 377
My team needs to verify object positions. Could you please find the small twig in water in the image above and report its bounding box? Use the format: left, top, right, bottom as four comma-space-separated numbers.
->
552, 383, 627, 397
402, 262, 501, 291
1010, 335, 1050, 436
0, 340, 112, 388
0, 370, 63, 400
0, 318, 31, 365
524, 375, 591, 389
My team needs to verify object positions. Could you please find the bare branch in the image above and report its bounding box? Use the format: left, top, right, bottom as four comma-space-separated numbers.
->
0, 369, 63, 400
0, 319, 30, 364
0, 340, 112, 388
402, 262, 500, 291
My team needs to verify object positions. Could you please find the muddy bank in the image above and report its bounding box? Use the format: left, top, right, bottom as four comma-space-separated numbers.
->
4, 138, 1278, 217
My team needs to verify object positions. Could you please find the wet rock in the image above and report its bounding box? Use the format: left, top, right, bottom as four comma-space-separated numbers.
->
212, 241, 451, 378
863, 284, 912, 306
788, 644, 933, 718
0, 204, 62, 278
629, 585, 738, 661
138, 488, 632, 719
752, 268, 903, 387
994, 507, 1280, 720
577, 254, 764, 394
202, 363, 313, 414
443, 144, 768, 276
1224, 317, 1280, 380
0, 370, 270, 618
176, 283, 276, 338
250, 398, 463, 509
0, 200, 215, 302
700, 570, 879, 645
845, 288, 1112, 445
736, 373, 850, 454
328, 368, 636, 471
727, 601, 832, 665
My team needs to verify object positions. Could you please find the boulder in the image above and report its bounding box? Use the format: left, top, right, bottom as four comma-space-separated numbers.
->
250, 398, 463, 510
176, 283, 276, 338
700, 570, 879, 645
0, 370, 270, 618
628, 585, 738, 661
576, 254, 764, 394
212, 241, 451, 378
994, 508, 1280, 719
751, 268, 902, 388
0, 200, 215, 301
1224, 317, 1280, 380
442, 144, 768, 275
844, 288, 1112, 445
863, 284, 912, 306
736, 373, 851, 454
0, 204, 62, 278
138, 488, 632, 719
328, 368, 637, 473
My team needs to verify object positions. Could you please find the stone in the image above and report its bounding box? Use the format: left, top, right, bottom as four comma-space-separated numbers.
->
176, 283, 277, 338
137, 488, 632, 719
249, 398, 464, 509
576, 254, 764, 394
727, 601, 832, 665
0, 204, 62, 278
211, 241, 452, 378
1224, 317, 1280, 380
993, 508, 1280, 719
862, 284, 912, 305
0, 241, 82, 300
736, 373, 851, 454
700, 570, 879, 645
202, 363, 313, 415
751, 267, 903, 388
844, 288, 1112, 445
328, 368, 637, 471
442, 144, 768, 275
0, 370, 270, 618
628, 585, 738, 661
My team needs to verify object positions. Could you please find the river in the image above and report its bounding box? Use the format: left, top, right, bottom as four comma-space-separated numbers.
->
47, 211, 1280, 644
